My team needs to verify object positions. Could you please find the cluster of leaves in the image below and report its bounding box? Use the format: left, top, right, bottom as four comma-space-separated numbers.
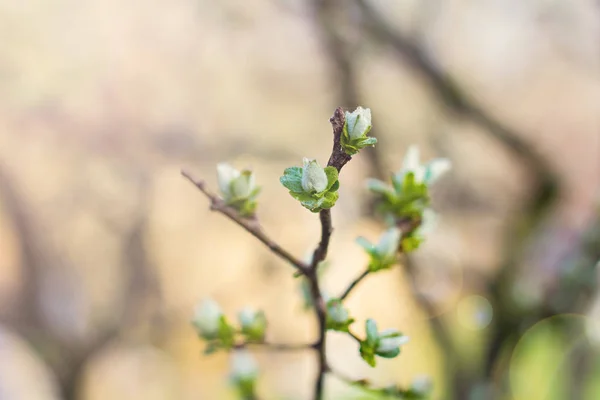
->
193, 300, 267, 354
192, 300, 267, 397
356, 228, 402, 272
367, 146, 450, 253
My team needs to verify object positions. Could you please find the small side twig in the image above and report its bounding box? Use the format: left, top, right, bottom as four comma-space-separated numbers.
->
329, 367, 405, 398
347, 330, 362, 343
235, 341, 317, 351
181, 170, 309, 274
340, 218, 420, 301
339, 269, 370, 301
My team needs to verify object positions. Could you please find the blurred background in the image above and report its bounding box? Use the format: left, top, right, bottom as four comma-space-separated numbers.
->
0, 0, 599, 399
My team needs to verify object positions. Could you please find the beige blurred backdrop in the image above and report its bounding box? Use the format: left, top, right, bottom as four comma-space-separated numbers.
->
0, 0, 599, 399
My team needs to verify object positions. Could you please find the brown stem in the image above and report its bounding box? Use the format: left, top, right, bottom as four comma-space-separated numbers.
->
305, 107, 352, 400
308, 211, 331, 400
306, 268, 328, 400
181, 170, 309, 274
325, 107, 352, 172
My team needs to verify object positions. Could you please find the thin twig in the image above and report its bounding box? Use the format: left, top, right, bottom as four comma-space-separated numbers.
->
235, 341, 317, 351
347, 330, 362, 343
330, 367, 371, 388
329, 367, 406, 398
181, 170, 309, 274
339, 269, 370, 301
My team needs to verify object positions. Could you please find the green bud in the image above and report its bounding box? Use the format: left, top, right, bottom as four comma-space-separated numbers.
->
280, 159, 340, 213
359, 319, 408, 366
238, 308, 267, 341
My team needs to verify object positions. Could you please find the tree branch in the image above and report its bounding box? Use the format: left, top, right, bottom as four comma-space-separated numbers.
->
181, 170, 309, 274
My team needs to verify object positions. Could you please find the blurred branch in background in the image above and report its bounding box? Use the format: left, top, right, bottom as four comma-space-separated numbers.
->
305, 1, 579, 399
310, 0, 386, 181
0, 163, 161, 400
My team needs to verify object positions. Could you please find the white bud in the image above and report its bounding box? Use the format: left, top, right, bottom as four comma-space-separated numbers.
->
411, 375, 433, 394
402, 145, 421, 171
301, 158, 328, 193
217, 163, 240, 198
417, 209, 438, 237
192, 298, 222, 338
217, 163, 256, 201
396, 145, 452, 185
366, 178, 394, 196
230, 171, 256, 199
376, 228, 402, 260
238, 308, 255, 326
345, 107, 372, 140
425, 158, 451, 183
230, 350, 259, 382
377, 330, 409, 353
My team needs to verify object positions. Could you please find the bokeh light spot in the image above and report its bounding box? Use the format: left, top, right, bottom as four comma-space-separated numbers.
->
456, 295, 493, 331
